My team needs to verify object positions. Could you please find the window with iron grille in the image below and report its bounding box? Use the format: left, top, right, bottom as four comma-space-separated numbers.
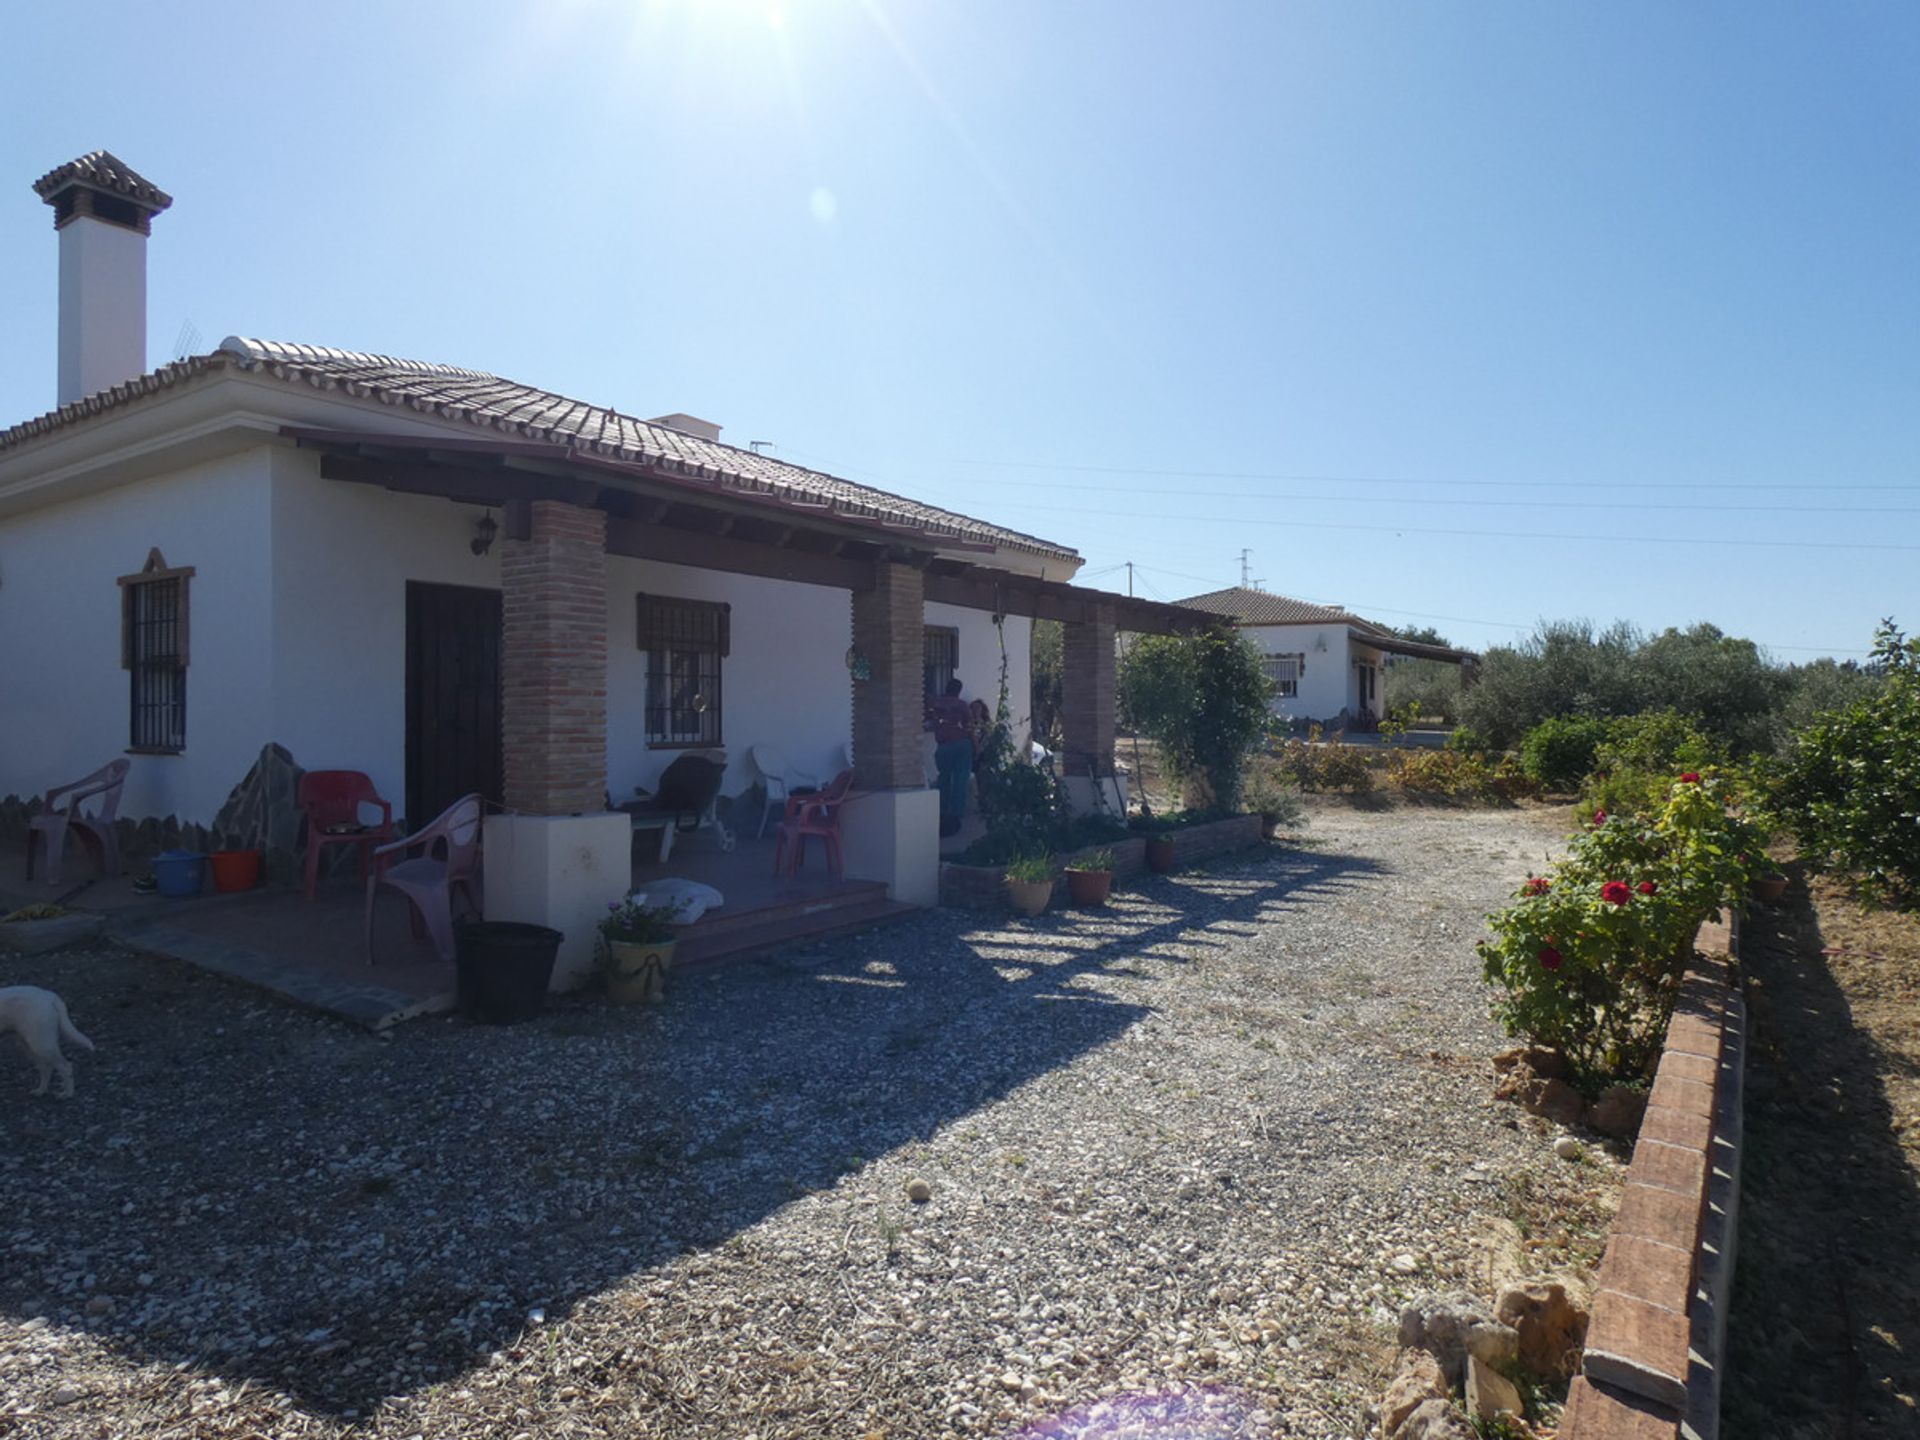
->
119, 549, 192, 752
1261, 652, 1304, 699
638, 594, 728, 747
923, 626, 959, 698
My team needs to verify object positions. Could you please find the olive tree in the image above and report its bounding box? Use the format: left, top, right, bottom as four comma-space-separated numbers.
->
1118, 627, 1274, 812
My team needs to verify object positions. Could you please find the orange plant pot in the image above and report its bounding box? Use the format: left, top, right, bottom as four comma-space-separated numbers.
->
209, 849, 262, 893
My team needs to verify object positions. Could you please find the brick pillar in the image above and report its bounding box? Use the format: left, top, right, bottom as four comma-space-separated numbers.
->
850, 561, 925, 790
1061, 604, 1117, 778
501, 500, 608, 814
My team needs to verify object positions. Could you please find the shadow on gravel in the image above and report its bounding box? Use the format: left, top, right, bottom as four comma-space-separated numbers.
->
0, 839, 1379, 1416
1723, 862, 1920, 1436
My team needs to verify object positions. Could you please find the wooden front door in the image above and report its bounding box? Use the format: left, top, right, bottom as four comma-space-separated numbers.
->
405, 581, 502, 828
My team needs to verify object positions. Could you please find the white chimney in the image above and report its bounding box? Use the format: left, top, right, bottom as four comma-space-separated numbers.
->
33, 151, 172, 406
648, 412, 723, 444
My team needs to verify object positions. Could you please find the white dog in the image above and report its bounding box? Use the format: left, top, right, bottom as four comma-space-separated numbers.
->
0, 986, 95, 1098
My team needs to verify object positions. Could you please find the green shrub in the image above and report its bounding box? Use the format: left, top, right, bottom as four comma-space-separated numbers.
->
1582, 711, 1724, 820
1273, 731, 1378, 792
1118, 628, 1274, 810
1242, 760, 1305, 826
1383, 748, 1537, 803
1383, 657, 1463, 724
1445, 726, 1494, 757
1479, 775, 1763, 1091
1764, 621, 1920, 904
1519, 716, 1611, 792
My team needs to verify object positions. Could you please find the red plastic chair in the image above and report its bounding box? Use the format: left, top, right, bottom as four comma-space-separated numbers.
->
26, 759, 130, 887
298, 770, 396, 900
772, 768, 855, 879
365, 794, 482, 964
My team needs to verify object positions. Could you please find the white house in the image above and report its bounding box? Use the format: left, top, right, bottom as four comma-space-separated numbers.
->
1178, 586, 1476, 729
0, 151, 1207, 978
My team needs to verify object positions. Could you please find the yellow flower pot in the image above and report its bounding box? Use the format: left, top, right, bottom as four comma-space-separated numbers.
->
605, 938, 677, 1005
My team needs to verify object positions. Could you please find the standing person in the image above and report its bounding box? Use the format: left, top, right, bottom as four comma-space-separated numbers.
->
926, 677, 975, 837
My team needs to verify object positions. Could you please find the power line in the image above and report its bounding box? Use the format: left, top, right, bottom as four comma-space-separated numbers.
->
999, 504, 1920, 554
941, 457, 1920, 494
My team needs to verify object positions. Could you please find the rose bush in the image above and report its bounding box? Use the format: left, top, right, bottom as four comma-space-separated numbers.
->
1479, 774, 1762, 1091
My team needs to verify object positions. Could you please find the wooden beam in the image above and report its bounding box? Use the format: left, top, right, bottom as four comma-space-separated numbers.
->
605, 517, 874, 592
318, 452, 603, 509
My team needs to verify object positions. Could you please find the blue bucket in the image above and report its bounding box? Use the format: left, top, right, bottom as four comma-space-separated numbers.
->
154, 849, 206, 899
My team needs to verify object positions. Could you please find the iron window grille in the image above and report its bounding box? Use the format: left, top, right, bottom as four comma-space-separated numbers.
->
923, 625, 959, 698
638, 594, 728, 748
1261, 652, 1304, 699
119, 548, 192, 753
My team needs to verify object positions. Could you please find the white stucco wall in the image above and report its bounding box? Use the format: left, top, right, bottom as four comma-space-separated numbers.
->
925, 601, 1032, 751
0, 448, 276, 823
268, 447, 500, 814
1240, 623, 1352, 723
606, 555, 854, 802
1, 436, 1044, 829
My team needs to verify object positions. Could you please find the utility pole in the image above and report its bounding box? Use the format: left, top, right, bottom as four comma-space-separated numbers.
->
1126, 561, 1134, 597
1239, 548, 1259, 588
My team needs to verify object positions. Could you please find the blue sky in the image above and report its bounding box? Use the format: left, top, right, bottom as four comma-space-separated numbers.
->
3, 1, 1914, 659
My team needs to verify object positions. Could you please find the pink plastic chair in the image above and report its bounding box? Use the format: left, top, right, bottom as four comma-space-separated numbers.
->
772, 768, 855, 879
26, 759, 130, 887
298, 770, 395, 900
365, 793, 482, 964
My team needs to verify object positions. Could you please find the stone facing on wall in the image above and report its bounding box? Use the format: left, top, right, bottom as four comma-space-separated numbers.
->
502, 500, 608, 815
850, 561, 925, 792
1563, 916, 1745, 1440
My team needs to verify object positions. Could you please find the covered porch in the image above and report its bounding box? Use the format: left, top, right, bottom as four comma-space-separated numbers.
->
285, 427, 1212, 991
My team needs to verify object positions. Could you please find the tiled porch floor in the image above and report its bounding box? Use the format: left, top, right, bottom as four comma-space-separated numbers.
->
0, 828, 894, 1030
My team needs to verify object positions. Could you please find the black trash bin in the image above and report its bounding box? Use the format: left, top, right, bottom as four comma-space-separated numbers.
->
455, 921, 563, 1023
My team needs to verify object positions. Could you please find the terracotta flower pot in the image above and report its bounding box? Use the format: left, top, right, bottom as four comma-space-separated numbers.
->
1065, 867, 1113, 907
1006, 876, 1053, 917
605, 938, 676, 1004
1145, 837, 1176, 873
1751, 873, 1788, 905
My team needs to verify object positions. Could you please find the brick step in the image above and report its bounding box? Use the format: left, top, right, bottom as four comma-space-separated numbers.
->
671, 880, 888, 940
675, 897, 919, 968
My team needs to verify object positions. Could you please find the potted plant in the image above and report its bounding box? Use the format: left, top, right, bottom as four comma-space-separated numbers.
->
597, 896, 685, 1005
1064, 848, 1116, 907
1750, 869, 1788, 905
1004, 853, 1055, 917
1144, 832, 1176, 873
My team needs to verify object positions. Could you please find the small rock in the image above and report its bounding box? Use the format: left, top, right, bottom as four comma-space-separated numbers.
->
906, 1178, 933, 1204
1553, 1135, 1583, 1161
20, 1317, 48, 1333
999, 1371, 1024, 1393
84, 1296, 112, 1318
49, 1385, 81, 1406
1587, 1083, 1649, 1138
1528, 1077, 1587, 1127
1378, 1349, 1447, 1438
1398, 1292, 1516, 1386
1392, 1396, 1475, 1440
1392, 1253, 1420, 1275
1496, 1276, 1590, 1378
1466, 1355, 1524, 1422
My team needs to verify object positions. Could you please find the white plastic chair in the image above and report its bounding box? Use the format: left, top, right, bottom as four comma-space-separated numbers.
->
749, 744, 819, 839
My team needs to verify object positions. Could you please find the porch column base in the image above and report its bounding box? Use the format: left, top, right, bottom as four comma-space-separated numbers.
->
482, 812, 631, 990
1061, 774, 1129, 819
841, 787, 939, 907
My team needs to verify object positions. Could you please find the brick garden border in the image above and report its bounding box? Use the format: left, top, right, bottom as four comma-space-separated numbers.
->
1562, 912, 1745, 1440
938, 813, 1265, 910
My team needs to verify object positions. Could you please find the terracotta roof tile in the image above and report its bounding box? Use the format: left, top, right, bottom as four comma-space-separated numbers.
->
31, 151, 173, 211
0, 338, 1077, 562
1178, 586, 1387, 632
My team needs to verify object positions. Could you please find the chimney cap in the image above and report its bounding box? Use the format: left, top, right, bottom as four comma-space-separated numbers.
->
33, 150, 172, 218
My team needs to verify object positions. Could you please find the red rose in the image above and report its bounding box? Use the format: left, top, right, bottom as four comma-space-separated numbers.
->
1523, 877, 1550, 896
1537, 945, 1563, 971
1678, 772, 1701, 784
1593, 808, 1608, 827
1637, 880, 1658, 895
1602, 881, 1632, 905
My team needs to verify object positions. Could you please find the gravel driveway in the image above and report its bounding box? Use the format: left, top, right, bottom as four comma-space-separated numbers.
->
2, 805, 1572, 1439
